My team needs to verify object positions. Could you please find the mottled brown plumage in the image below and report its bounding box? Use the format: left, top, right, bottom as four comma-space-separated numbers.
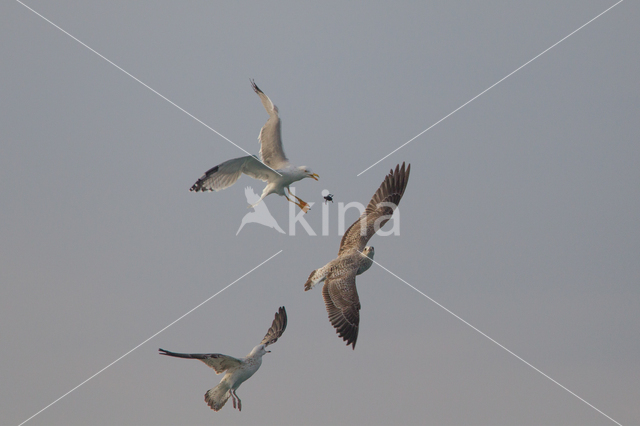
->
159, 307, 287, 411
305, 163, 410, 348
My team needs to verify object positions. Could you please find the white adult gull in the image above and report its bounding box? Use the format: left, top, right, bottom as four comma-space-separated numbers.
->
304, 163, 411, 349
190, 81, 319, 212
159, 306, 287, 411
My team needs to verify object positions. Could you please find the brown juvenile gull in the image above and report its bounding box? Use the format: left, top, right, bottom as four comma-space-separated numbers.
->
159, 306, 287, 411
190, 81, 319, 212
304, 163, 410, 349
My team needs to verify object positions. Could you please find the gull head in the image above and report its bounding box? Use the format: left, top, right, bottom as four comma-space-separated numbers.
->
248, 344, 269, 357
298, 166, 319, 181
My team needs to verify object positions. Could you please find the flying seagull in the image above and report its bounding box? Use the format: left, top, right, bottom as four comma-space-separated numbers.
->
159, 306, 287, 411
304, 163, 410, 349
190, 81, 319, 212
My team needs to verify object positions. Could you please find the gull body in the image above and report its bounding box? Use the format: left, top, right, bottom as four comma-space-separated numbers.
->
190, 81, 318, 212
305, 163, 411, 349
159, 307, 287, 411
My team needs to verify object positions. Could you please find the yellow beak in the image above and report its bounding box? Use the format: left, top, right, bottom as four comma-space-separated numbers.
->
309, 173, 319, 181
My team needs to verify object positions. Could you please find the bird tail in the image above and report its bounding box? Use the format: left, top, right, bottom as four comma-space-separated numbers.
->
205, 382, 231, 411
304, 266, 327, 291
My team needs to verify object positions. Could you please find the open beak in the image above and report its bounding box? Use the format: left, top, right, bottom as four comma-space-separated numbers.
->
309, 173, 319, 181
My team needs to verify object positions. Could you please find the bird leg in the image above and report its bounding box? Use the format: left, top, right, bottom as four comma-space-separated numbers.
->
230, 390, 237, 410
230, 389, 242, 411
283, 193, 295, 207
286, 188, 311, 213
296, 197, 311, 213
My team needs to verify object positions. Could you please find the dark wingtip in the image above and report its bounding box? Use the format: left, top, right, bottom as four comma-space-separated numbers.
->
251, 79, 262, 94
190, 165, 220, 192
339, 329, 358, 349
279, 306, 288, 332
392, 161, 410, 194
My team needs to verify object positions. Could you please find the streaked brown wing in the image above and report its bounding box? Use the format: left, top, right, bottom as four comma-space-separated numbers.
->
260, 306, 288, 346
159, 349, 242, 374
338, 162, 411, 255
322, 265, 361, 349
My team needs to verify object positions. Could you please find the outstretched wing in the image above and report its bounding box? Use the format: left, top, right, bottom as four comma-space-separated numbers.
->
260, 306, 288, 346
322, 264, 360, 349
251, 80, 289, 170
190, 155, 278, 192
159, 348, 242, 374
338, 162, 411, 255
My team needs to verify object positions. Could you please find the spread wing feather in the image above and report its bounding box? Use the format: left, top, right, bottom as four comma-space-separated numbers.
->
158, 349, 242, 374
190, 155, 278, 192
251, 80, 289, 170
261, 306, 288, 346
338, 162, 410, 255
322, 263, 361, 349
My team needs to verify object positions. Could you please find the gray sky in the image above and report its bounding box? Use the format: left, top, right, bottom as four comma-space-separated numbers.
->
2, 1, 639, 425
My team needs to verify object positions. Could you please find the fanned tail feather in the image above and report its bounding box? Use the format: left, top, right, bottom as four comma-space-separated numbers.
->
304, 269, 318, 291
205, 383, 231, 411
304, 265, 329, 291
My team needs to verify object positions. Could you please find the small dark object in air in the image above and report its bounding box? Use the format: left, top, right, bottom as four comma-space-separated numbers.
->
324, 194, 334, 204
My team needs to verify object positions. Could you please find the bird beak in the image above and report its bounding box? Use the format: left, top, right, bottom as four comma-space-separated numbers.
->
266, 350, 271, 353
309, 173, 319, 181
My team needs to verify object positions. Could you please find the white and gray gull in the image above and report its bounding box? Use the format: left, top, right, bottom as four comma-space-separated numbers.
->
159, 306, 287, 411
190, 81, 319, 212
305, 163, 410, 349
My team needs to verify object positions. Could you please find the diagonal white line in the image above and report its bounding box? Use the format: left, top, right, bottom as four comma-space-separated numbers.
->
366, 255, 622, 425
15, 0, 282, 176
357, 0, 625, 176
18, 250, 283, 426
